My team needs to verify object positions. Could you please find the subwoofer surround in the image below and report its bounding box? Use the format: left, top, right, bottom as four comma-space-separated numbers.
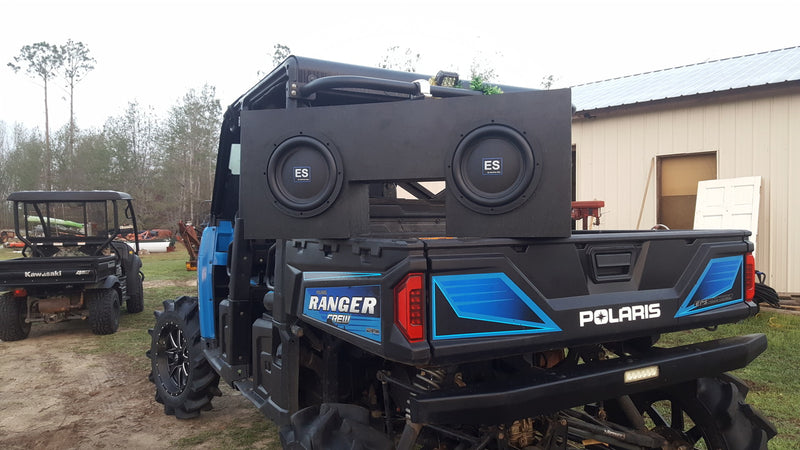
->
266, 135, 343, 217
449, 124, 541, 214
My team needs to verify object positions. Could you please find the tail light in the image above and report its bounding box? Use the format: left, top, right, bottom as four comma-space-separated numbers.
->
14, 288, 27, 298
394, 273, 425, 343
744, 253, 755, 301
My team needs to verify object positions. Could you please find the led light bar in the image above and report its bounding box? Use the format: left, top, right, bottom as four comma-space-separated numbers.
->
623, 365, 660, 384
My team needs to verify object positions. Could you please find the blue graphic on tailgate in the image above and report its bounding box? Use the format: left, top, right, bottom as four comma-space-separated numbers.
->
675, 255, 743, 318
303, 285, 382, 342
432, 273, 561, 340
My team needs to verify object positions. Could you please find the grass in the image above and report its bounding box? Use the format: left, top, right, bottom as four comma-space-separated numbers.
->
174, 412, 280, 449
79, 248, 198, 367
1, 245, 798, 447
101, 247, 281, 448
660, 311, 800, 449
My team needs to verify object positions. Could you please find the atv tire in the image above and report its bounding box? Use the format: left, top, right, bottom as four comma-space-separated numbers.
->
126, 270, 145, 313
148, 296, 221, 419
0, 293, 31, 341
608, 374, 777, 449
280, 403, 394, 450
88, 288, 120, 335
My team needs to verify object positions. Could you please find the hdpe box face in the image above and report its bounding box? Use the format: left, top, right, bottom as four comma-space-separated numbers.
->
239, 89, 572, 239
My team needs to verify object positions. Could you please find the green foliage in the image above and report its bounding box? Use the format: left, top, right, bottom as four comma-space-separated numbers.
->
60, 39, 95, 87
7, 41, 62, 189
3, 39, 220, 230
660, 311, 800, 448
7, 42, 61, 81
161, 85, 221, 226
4, 125, 45, 190
0, 88, 221, 230
470, 75, 504, 95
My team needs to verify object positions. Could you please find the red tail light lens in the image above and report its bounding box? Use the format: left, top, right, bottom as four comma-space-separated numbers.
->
394, 273, 425, 343
744, 253, 755, 301
13, 288, 27, 298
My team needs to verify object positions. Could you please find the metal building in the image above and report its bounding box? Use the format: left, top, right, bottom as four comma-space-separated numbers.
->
572, 46, 800, 294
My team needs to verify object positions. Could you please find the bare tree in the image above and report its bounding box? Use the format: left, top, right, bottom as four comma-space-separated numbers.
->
162, 86, 221, 224
540, 75, 557, 90
272, 43, 292, 67
378, 46, 421, 72
60, 39, 95, 164
8, 42, 62, 190
256, 43, 293, 78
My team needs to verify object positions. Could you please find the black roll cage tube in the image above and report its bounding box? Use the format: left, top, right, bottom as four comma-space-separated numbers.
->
297, 75, 483, 99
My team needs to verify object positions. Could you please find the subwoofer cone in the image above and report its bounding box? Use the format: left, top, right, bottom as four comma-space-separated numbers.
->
450, 124, 539, 214
267, 135, 343, 217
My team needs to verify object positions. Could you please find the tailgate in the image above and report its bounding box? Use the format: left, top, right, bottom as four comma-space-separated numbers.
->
424, 230, 756, 363
0, 255, 116, 287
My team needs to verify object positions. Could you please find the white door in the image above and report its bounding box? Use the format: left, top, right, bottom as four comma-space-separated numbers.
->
694, 176, 761, 252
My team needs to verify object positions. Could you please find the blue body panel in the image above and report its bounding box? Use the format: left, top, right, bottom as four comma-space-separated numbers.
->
675, 255, 744, 318
198, 221, 234, 339
432, 272, 562, 340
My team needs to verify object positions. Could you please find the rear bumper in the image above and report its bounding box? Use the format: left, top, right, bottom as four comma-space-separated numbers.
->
405, 333, 767, 425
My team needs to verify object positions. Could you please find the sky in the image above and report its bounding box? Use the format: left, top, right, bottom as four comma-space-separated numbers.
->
1, 0, 798, 134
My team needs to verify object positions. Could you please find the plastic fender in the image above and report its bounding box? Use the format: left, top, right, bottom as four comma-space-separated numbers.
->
90, 274, 119, 290
198, 221, 234, 339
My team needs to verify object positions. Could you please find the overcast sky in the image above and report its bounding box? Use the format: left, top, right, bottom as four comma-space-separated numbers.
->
1, 0, 797, 133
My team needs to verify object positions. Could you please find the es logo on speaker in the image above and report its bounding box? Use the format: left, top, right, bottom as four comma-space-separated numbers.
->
293, 166, 311, 183
482, 158, 503, 175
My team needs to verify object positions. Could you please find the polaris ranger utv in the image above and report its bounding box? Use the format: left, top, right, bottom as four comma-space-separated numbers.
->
148, 56, 776, 449
0, 191, 144, 340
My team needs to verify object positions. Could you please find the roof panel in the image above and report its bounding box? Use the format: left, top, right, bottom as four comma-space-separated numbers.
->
572, 46, 800, 112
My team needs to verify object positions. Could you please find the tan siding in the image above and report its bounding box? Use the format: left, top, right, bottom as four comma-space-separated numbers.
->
734, 102, 754, 177
573, 89, 800, 293
718, 102, 737, 177
687, 108, 705, 151
752, 100, 772, 274
788, 95, 800, 292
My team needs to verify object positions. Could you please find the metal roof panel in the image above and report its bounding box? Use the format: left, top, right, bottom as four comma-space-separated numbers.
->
572, 46, 800, 112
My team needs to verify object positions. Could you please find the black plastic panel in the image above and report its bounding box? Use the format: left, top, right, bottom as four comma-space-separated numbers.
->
239, 89, 571, 239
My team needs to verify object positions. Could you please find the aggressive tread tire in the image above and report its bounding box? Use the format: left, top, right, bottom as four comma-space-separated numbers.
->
611, 374, 777, 450
147, 296, 220, 419
0, 293, 31, 341
280, 403, 394, 450
125, 270, 145, 313
88, 288, 120, 335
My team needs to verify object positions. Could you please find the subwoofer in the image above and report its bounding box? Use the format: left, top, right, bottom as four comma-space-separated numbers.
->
266, 135, 343, 217
240, 89, 571, 239
448, 124, 541, 214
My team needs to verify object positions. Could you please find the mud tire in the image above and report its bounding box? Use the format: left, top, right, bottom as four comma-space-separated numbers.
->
147, 296, 220, 419
280, 403, 394, 450
88, 288, 120, 335
609, 374, 777, 450
125, 270, 144, 314
0, 293, 30, 341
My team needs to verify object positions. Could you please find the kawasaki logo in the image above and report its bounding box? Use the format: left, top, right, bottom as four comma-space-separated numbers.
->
579, 303, 661, 327
24, 270, 62, 278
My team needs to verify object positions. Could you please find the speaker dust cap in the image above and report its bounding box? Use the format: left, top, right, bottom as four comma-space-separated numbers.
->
450, 124, 541, 214
267, 135, 343, 217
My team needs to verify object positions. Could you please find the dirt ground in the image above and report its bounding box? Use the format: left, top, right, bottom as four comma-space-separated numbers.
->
0, 319, 274, 449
